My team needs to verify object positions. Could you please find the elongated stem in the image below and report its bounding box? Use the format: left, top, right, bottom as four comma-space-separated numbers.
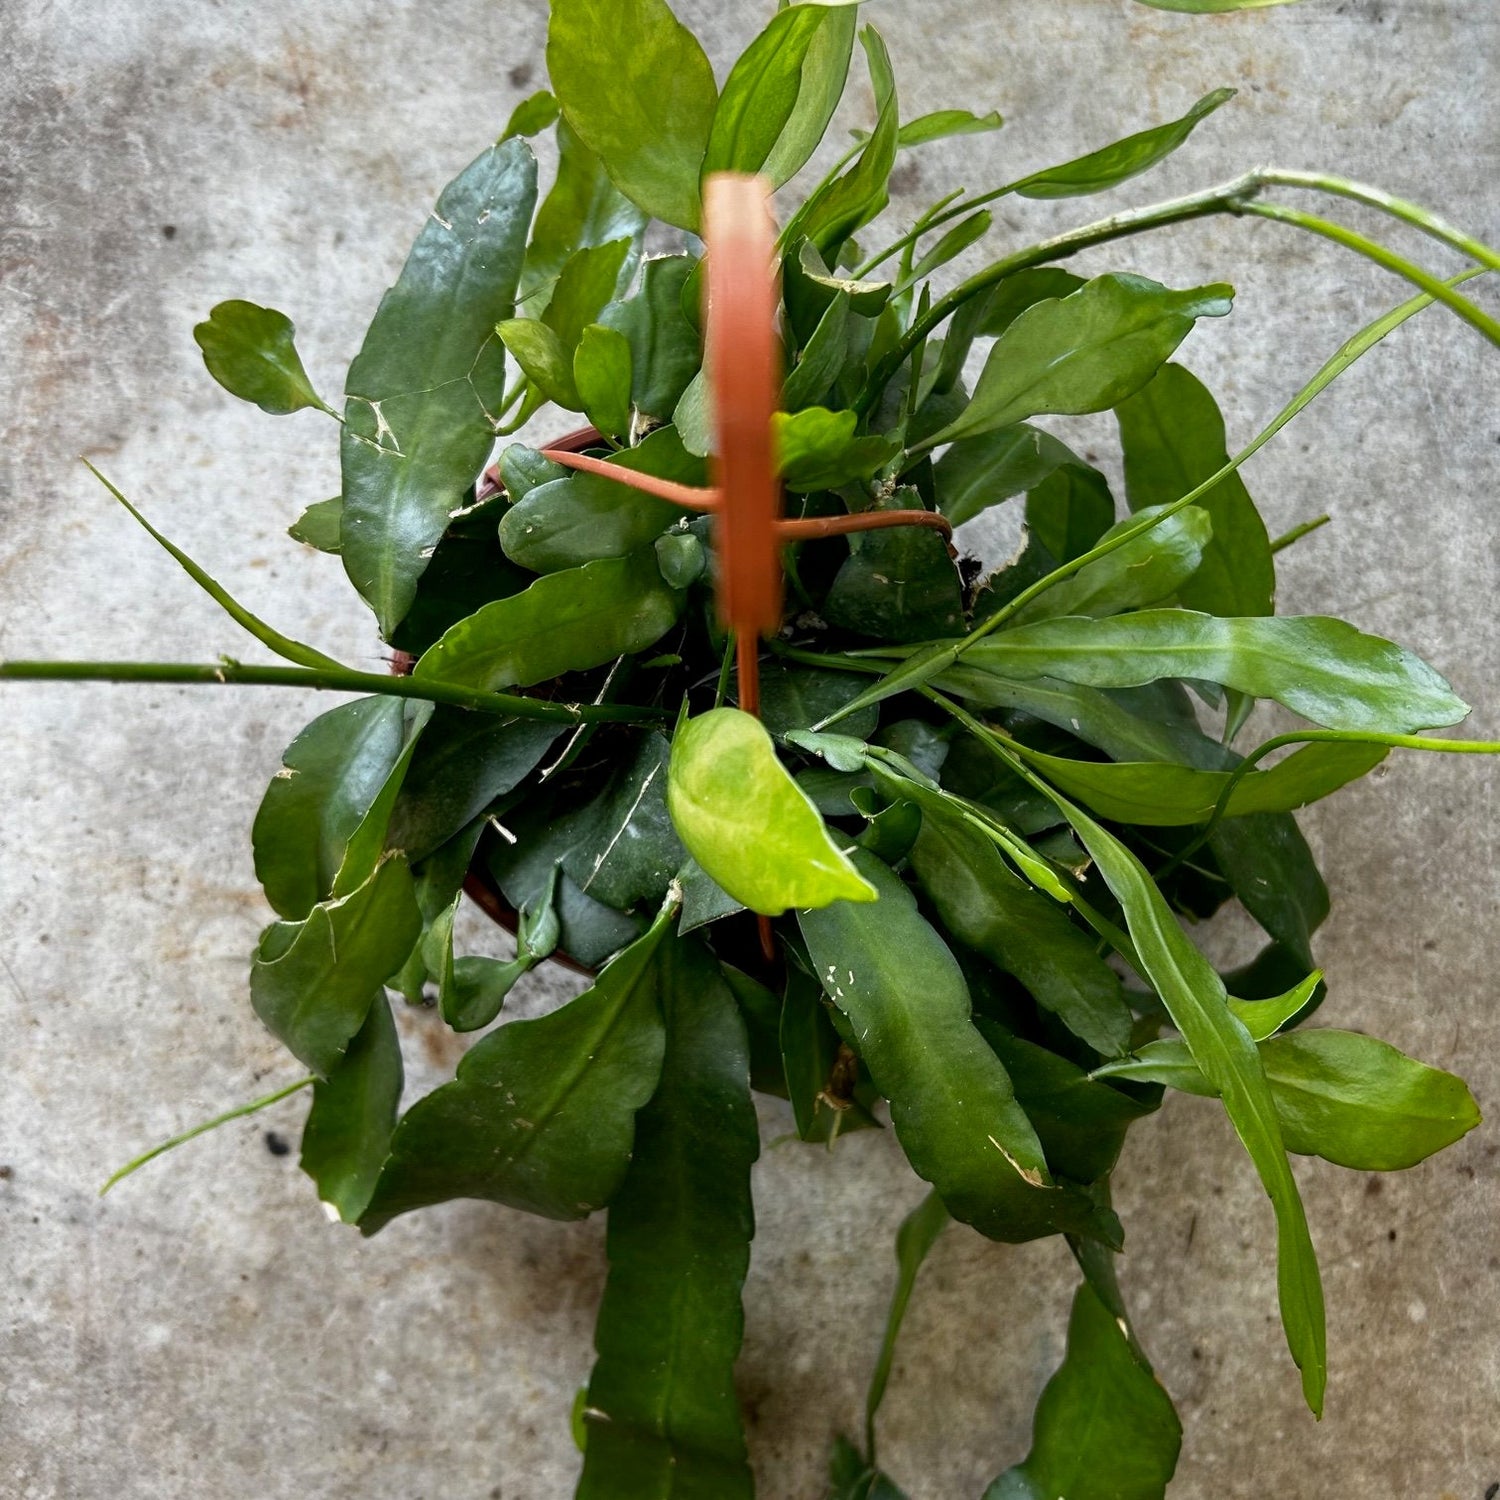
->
1239, 201, 1500, 346
1160, 728, 1500, 879
0, 658, 669, 724
1258, 169, 1500, 276
1269, 514, 1331, 554
100, 1076, 314, 1195
855, 172, 1264, 417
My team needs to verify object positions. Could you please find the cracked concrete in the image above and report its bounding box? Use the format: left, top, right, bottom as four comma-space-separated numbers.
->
2, 2, 1498, 1497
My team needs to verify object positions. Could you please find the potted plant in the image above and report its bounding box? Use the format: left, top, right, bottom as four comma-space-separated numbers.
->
6, 0, 1497, 1493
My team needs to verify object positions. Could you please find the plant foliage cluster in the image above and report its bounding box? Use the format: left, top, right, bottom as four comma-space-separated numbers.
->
14, 0, 1500, 1494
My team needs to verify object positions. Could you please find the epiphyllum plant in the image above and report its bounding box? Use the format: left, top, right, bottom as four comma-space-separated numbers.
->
8, 0, 1500, 1492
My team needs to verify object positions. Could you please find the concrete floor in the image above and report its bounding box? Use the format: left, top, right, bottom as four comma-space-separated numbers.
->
3, 2, 1498, 1496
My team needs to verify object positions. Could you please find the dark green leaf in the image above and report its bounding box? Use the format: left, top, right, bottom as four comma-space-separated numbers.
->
780, 964, 845, 1142
933, 424, 1080, 528
340, 140, 537, 637
1118, 362, 1275, 618
668, 708, 877, 915
577, 937, 758, 1499
1010, 739, 1388, 826
547, 0, 718, 231
253, 697, 429, 921
1207, 812, 1329, 969
823, 515, 965, 643
1015, 89, 1235, 199
760, 662, 879, 740
413, 548, 683, 691
500, 89, 560, 141
600, 255, 703, 422
718, 961, 783, 1094
287, 496, 343, 553
798, 850, 1122, 1245
978, 1021, 1155, 1183
300, 993, 403, 1223
784, 239, 892, 345
928, 274, 1233, 447
359, 902, 675, 1233
520, 118, 647, 316
654, 529, 706, 588
774, 406, 901, 490
1023, 462, 1116, 564
574, 323, 634, 437
499, 426, 702, 572
900, 781, 1132, 1056
385, 710, 559, 864
784, 290, 852, 411
193, 299, 330, 416
965, 612, 1468, 733
829, 1436, 910, 1500
251, 857, 422, 1077
985, 1282, 1181, 1500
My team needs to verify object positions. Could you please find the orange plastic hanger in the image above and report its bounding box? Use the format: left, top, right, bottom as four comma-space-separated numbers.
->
544, 173, 951, 955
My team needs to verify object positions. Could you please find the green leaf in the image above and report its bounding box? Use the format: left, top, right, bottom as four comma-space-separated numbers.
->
785, 25, 899, 257
251, 857, 422, 1077
979, 1022, 1155, 1184
933, 424, 1079, 527
761, 5, 859, 187
1100, 1025, 1480, 1172
927, 274, 1234, 447
547, 0, 718, 231
574, 323, 634, 437
704, 3, 843, 179
500, 89, 560, 141
829, 1436, 910, 1500
784, 290, 852, 412
253, 697, 431, 921
654, 530, 706, 589
1010, 503, 1211, 624
668, 708, 876, 915
966, 612, 1468, 733
864, 1191, 950, 1453
288, 496, 343, 553
577, 937, 758, 1499
193, 299, 331, 416
499, 426, 703, 572
497, 316, 580, 410
933, 267, 1085, 395
544, 237, 634, 356
1015, 88, 1235, 199
300, 993, 403, 1223
906, 211, 992, 286
600, 255, 703, 422
761, 662, 879, 740
774, 406, 901, 490
340, 140, 536, 637
984, 1282, 1181, 1500
520, 118, 647, 316
1022, 462, 1115, 562
1229, 971, 1322, 1042
1135, 0, 1297, 11
1034, 789, 1325, 1413
899, 780, 1133, 1056
823, 512, 965, 643
784, 239, 893, 344
385, 710, 559, 864
1117, 362, 1275, 619
1254, 1030, 1482, 1169
1209, 811, 1329, 968
1010, 738, 1388, 827
413, 548, 683, 692
780, 964, 845, 1140
798, 850, 1122, 1245
896, 108, 1003, 148
359, 903, 675, 1233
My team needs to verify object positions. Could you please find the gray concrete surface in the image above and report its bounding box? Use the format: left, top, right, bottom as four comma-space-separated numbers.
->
3, 2, 1498, 1496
